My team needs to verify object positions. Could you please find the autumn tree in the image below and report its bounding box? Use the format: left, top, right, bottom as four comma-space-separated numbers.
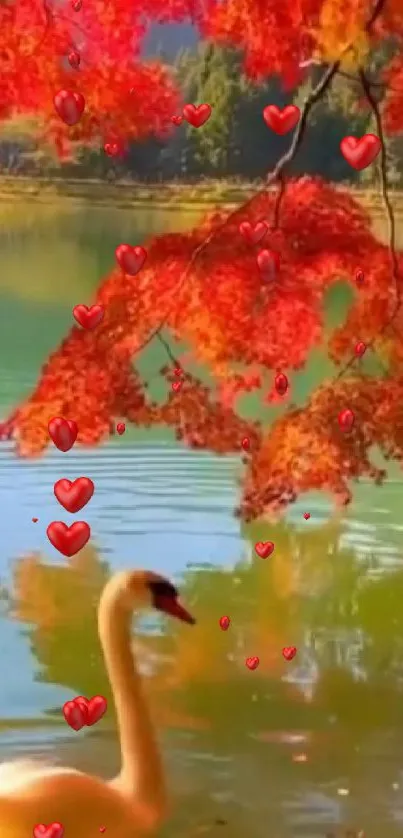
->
2, 0, 403, 522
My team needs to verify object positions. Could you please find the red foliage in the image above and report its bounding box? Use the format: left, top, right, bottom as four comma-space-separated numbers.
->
383, 55, 403, 135
0, 0, 198, 153
2, 0, 403, 521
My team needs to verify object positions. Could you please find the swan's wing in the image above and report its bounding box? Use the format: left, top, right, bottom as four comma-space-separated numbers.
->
0, 760, 81, 792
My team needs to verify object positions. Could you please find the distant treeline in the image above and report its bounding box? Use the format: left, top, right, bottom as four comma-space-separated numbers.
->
1, 43, 402, 185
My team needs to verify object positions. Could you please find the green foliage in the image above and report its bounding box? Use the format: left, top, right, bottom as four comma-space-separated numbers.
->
2, 42, 403, 185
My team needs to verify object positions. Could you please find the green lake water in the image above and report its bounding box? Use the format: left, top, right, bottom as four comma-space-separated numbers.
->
0, 198, 403, 837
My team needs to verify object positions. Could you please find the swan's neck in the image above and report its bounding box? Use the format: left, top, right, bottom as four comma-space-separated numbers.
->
98, 583, 166, 815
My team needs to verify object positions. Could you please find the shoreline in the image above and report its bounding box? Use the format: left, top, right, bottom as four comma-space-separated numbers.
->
0, 175, 402, 212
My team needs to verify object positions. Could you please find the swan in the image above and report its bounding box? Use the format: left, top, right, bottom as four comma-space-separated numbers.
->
0, 570, 195, 837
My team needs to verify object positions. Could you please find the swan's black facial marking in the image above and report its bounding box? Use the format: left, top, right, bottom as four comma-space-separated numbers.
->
148, 579, 195, 625
148, 579, 178, 602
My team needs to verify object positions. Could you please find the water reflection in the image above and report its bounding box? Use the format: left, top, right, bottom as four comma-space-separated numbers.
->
2, 519, 403, 836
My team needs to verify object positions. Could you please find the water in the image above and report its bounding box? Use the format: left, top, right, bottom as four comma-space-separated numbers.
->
0, 199, 403, 837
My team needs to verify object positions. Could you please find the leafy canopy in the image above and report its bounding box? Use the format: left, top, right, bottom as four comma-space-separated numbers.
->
3, 0, 403, 521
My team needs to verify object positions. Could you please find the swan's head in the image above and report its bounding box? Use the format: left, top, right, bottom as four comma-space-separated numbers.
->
119, 570, 196, 625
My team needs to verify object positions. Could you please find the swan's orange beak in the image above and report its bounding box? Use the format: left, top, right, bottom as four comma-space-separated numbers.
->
156, 594, 196, 625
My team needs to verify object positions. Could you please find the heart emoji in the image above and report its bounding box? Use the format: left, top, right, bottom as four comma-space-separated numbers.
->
257, 248, 280, 278
263, 104, 300, 135
303, 512, 310, 520
115, 244, 147, 276
171, 115, 183, 126
63, 698, 87, 731
53, 89, 85, 126
47, 521, 91, 557
282, 646, 297, 661
82, 694, 108, 726
246, 656, 259, 670
219, 615, 230, 631
172, 380, 182, 393
173, 366, 183, 376
68, 49, 80, 69
340, 134, 380, 170
73, 304, 104, 330
338, 408, 355, 433
48, 417, 78, 452
104, 141, 121, 157
239, 220, 268, 245
54, 477, 95, 513
355, 341, 366, 357
255, 541, 274, 559
241, 437, 250, 451
183, 103, 212, 128
116, 422, 126, 435
32, 517, 38, 522
33, 824, 64, 838
274, 372, 288, 396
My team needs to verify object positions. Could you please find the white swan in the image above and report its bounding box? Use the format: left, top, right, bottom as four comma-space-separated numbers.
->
0, 570, 195, 837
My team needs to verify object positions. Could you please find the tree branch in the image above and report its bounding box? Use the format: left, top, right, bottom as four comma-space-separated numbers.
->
333, 65, 401, 382
126, 0, 388, 360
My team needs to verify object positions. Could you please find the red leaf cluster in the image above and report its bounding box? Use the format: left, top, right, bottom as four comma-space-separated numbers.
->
4, 175, 403, 521
0, 0, 192, 154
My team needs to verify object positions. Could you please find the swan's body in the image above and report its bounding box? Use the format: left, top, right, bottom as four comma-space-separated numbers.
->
0, 570, 195, 837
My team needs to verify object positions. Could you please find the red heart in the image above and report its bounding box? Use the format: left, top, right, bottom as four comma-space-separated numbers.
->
116, 422, 126, 435
48, 417, 78, 452
257, 249, 280, 277
115, 244, 147, 276
255, 541, 274, 559
54, 477, 94, 513
53, 89, 85, 126
171, 115, 183, 126
263, 104, 300, 135
73, 304, 104, 330
33, 823, 64, 838
274, 372, 288, 396
82, 694, 108, 726
340, 134, 381, 170
282, 646, 297, 661
219, 615, 230, 631
173, 366, 183, 377
68, 49, 80, 69
241, 437, 250, 451
63, 698, 87, 731
47, 521, 91, 557
32, 517, 38, 522
355, 341, 366, 357
239, 220, 268, 245
172, 380, 182, 393
245, 656, 259, 670
104, 142, 115, 156
183, 103, 212, 128
338, 408, 355, 433
303, 512, 310, 520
